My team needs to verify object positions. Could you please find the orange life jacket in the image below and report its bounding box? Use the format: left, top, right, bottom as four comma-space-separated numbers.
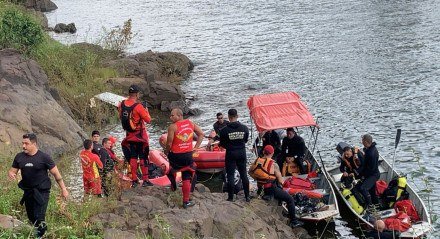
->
248, 157, 276, 184
171, 119, 194, 153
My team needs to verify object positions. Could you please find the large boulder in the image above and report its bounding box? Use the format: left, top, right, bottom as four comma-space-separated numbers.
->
0, 49, 84, 156
23, 0, 58, 12
93, 186, 305, 239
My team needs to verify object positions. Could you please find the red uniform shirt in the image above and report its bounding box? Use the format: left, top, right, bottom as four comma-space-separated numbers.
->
80, 150, 103, 179
171, 119, 195, 153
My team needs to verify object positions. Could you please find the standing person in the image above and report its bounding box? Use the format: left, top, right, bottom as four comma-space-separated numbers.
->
8, 133, 69, 238
118, 84, 153, 188
213, 112, 229, 136
80, 139, 103, 197
249, 145, 304, 228
219, 108, 250, 202
164, 108, 204, 208
91, 130, 103, 158
280, 128, 307, 173
100, 138, 117, 196
357, 134, 380, 208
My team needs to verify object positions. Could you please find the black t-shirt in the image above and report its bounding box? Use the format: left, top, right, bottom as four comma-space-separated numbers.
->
219, 121, 249, 150
12, 150, 55, 188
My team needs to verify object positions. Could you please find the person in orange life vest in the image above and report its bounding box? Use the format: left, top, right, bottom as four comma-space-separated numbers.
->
118, 84, 153, 188
8, 133, 69, 238
164, 108, 204, 209
339, 146, 363, 182
80, 139, 103, 196
259, 145, 304, 228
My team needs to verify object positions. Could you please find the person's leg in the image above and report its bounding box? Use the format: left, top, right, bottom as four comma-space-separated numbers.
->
225, 153, 236, 201
139, 143, 149, 182
129, 143, 139, 184
235, 150, 249, 199
272, 186, 296, 220
24, 195, 36, 226
34, 192, 50, 237
359, 176, 377, 207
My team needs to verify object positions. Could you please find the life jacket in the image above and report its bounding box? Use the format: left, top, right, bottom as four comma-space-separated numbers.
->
384, 211, 411, 232
376, 180, 387, 196
394, 200, 420, 222
248, 157, 276, 184
282, 160, 300, 176
171, 119, 194, 153
120, 100, 140, 132
382, 176, 407, 207
282, 176, 315, 190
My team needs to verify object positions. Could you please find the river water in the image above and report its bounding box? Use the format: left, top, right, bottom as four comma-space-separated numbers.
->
47, 0, 439, 237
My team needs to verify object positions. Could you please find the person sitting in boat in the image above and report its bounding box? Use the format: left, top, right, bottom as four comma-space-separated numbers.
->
249, 145, 304, 228
357, 134, 380, 209
280, 128, 308, 174
253, 130, 281, 158
281, 156, 301, 177
339, 146, 363, 182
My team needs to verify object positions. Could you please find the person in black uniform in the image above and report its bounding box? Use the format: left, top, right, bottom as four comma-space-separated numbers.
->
280, 128, 307, 173
357, 134, 380, 208
254, 130, 281, 157
219, 109, 250, 202
8, 133, 69, 238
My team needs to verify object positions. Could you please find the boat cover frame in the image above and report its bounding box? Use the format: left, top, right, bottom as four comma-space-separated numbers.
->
247, 91, 318, 132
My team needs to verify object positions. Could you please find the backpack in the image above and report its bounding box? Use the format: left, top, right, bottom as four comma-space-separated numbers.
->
282, 176, 315, 190
394, 200, 421, 222
120, 100, 140, 132
382, 177, 408, 207
384, 211, 411, 232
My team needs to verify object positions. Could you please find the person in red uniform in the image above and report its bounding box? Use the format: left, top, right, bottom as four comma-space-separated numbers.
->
80, 139, 103, 196
118, 84, 153, 188
164, 108, 204, 208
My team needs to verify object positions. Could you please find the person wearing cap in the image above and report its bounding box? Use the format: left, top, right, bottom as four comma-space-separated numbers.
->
8, 133, 69, 238
219, 109, 250, 202
254, 145, 304, 228
118, 84, 153, 188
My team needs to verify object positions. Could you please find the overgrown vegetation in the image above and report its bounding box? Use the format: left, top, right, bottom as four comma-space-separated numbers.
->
0, 1, 123, 128
98, 18, 136, 53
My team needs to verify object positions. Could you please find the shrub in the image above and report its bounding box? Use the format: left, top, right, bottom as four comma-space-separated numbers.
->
0, 3, 45, 52
98, 19, 136, 53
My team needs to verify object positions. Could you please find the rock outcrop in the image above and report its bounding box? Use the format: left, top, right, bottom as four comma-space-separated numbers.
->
93, 185, 309, 239
53, 23, 77, 33
23, 0, 58, 12
0, 49, 85, 156
102, 49, 198, 114
0, 214, 24, 230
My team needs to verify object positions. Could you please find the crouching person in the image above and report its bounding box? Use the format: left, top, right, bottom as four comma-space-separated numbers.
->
249, 145, 304, 228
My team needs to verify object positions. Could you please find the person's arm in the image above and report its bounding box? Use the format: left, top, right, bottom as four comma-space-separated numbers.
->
281, 138, 287, 158
49, 166, 69, 199
193, 122, 204, 149
274, 163, 284, 185
94, 154, 103, 169
243, 125, 249, 143
138, 105, 151, 124
164, 124, 176, 155
8, 167, 19, 181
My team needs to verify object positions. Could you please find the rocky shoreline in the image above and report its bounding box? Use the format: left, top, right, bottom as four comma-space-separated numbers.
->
93, 185, 307, 239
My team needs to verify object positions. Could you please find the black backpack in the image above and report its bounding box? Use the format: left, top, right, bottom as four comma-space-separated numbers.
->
120, 100, 139, 132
